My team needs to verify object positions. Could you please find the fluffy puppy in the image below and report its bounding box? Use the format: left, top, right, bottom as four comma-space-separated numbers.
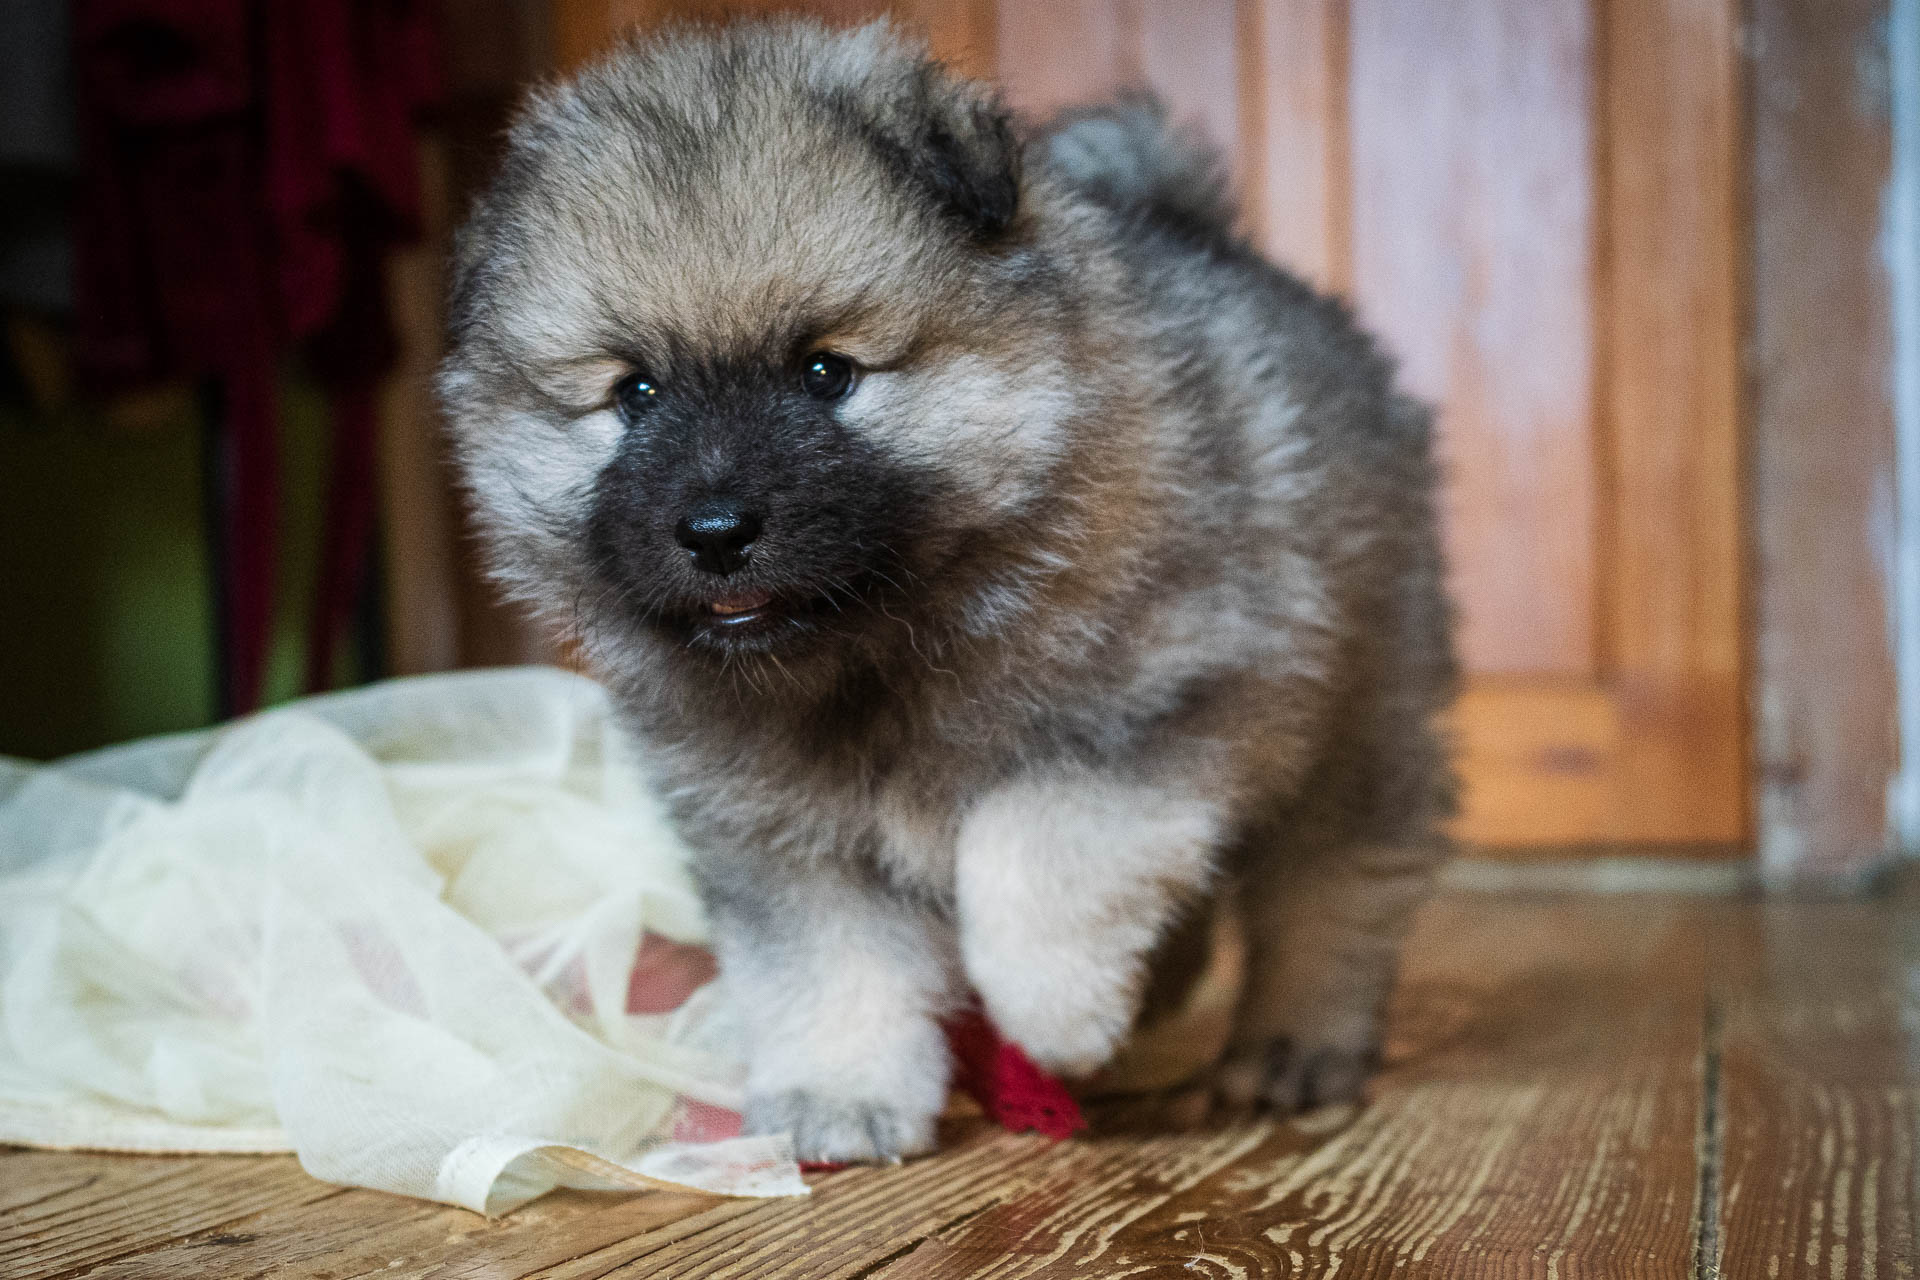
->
440, 19, 1456, 1162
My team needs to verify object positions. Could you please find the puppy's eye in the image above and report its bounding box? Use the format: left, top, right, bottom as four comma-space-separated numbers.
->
614, 370, 660, 422
801, 352, 857, 401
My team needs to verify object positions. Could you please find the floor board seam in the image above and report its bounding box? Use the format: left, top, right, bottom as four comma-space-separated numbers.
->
847, 1202, 995, 1280
1693, 994, 1725, 1280
0, 1174, 105, 1222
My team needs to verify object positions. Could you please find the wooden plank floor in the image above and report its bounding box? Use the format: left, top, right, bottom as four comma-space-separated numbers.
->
6, 892, 1917, 1279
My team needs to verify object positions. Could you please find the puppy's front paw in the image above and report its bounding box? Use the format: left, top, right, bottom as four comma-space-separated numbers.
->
989, 987, 1131, 1080
1211, 1036, 1380, 1114
970, 934, 1137, 1077
742, 1090, 938, 1164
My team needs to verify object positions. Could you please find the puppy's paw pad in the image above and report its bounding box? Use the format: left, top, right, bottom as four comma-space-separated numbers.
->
1213, 1037, 1380, 1115
742, 1091, 937, 1164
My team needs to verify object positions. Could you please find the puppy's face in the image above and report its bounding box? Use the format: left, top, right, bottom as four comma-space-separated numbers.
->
442, 23, 1098, 676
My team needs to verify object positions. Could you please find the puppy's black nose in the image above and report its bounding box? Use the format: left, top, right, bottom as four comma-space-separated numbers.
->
674, 500, 761, 576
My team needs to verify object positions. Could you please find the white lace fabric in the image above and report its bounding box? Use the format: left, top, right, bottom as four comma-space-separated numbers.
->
0, 667, 805, 1214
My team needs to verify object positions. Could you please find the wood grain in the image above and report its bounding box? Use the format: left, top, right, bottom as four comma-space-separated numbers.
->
538, 1127, 1091, 1278
1748, 0, 1899, 883
70, 1179, 744, 1280
545, 896, 1712, 1278
1241, 0, 1349, 291
0, 1152, 340, 1280
1601, 0, 1749, 845
993, 1, 1136, 124
377, 137, 462, 678
1453, 678, 1752, 852
1710, 902, 1920, 1278
1348, 0, 1600, 680
994, 0, 1241, 178
22, 893, 1920, 1276
554, 1, 991, 82
956, 896, 1713, 1279
552, 0, 652, 71
380, 0, 555, 678
1452, 679, 1626, 847
902, 0, 997, 79
1135, 0, 1243, 184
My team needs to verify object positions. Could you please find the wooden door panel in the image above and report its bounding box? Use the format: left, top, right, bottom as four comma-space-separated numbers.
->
1136, 1, 1243, 176
556, 0, 995, 76
1348, 0, 1600, 679
1458, 677, 1746, 847
993, 1, 1138, 118
1242, 0, 1348, 290
1592, 0, 1747, 848
993, 0, 1244, 183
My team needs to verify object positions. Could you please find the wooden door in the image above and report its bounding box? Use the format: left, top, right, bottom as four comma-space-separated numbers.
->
547, 0, 1749, 855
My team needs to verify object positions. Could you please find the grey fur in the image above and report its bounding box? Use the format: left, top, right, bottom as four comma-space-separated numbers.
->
440, 18, 1456, 1162
1040, 98, 1238, 247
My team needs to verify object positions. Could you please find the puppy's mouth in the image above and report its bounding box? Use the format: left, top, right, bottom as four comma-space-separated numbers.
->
704, 588, 775, 626
643, 570, 888, 654
669, 580, 852, 645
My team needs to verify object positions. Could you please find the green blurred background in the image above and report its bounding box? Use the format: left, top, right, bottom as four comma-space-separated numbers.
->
1, 375, 362, 760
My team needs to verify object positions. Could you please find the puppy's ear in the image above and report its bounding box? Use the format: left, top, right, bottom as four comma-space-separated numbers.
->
853, 63, 1019, 240
907, 69, 1020, 238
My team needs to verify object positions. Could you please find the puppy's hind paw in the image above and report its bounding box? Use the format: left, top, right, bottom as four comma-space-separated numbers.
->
743, 1090, 938, 1164
1211, 1037, 1380, 1116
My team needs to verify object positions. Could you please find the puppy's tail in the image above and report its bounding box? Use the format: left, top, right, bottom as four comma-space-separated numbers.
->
1037, 99, 1237, 245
